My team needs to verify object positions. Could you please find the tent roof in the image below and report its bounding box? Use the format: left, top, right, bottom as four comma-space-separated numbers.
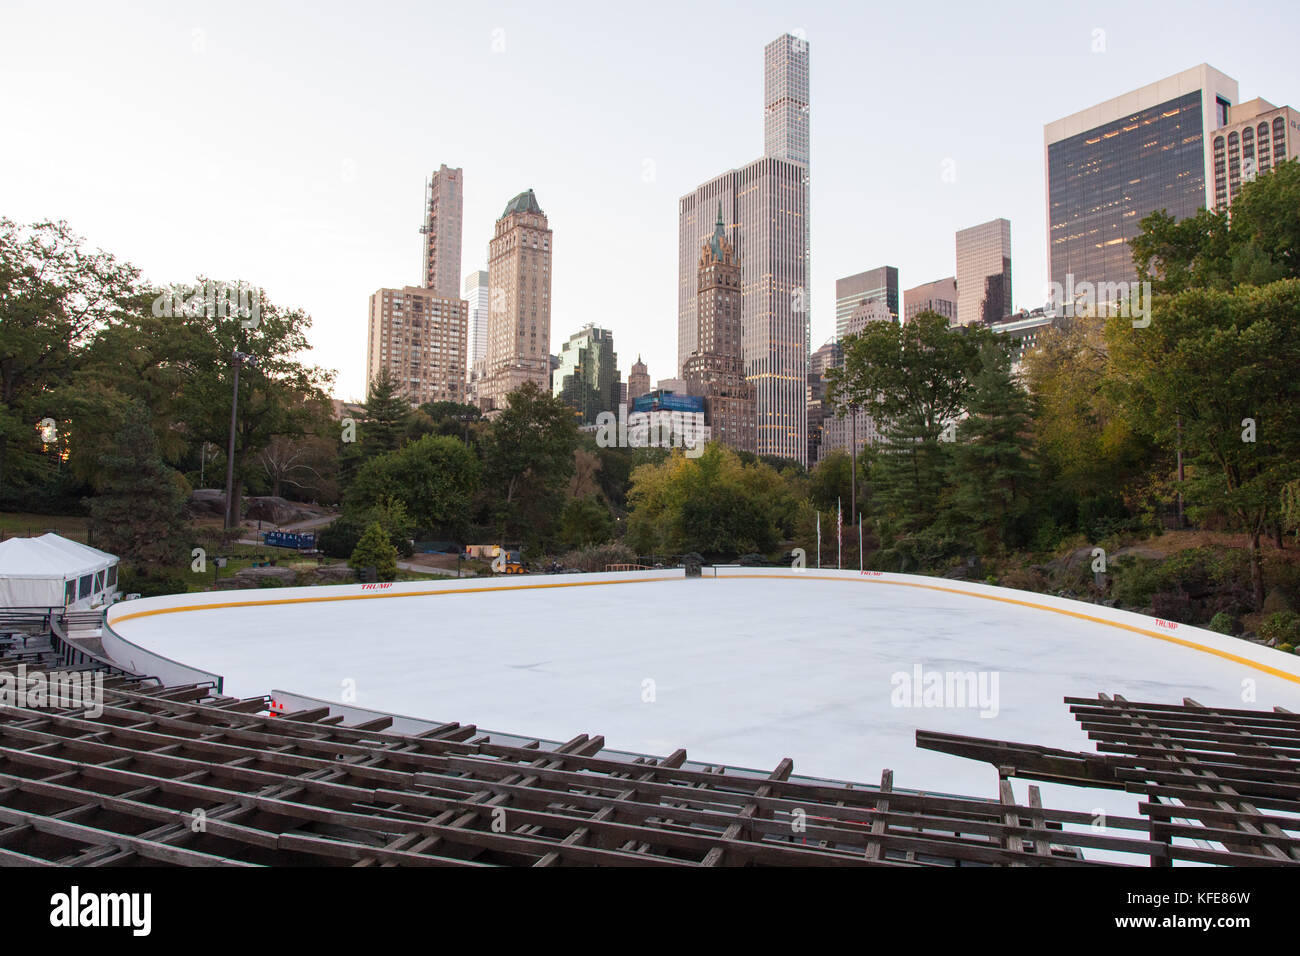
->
0, 534, 116, 580
35, 533, 117, 566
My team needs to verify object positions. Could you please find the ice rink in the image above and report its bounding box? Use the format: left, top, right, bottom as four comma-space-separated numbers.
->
108, 568, 1300, 836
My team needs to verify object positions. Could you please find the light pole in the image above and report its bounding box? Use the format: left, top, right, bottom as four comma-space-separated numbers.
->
224, 349, 257, 530
849, 402, 858, 526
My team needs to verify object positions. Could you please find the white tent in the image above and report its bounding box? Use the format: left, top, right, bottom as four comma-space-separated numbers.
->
0, 534, 119, 609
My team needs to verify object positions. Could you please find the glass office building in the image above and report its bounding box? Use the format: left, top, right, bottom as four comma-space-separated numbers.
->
1044, 65, 1238, 292
834, 267, 898, 340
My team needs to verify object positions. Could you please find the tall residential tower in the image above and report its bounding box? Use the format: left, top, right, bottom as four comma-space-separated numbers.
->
422, 165, 463, 299
480, 189, 553, 412
678, 34, 811, 464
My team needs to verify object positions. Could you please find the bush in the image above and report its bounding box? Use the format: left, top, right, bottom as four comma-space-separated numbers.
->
1260, 611, 1300, 646
349, 522, 398, 581
1278, 643, 1295, 654
318, 514, 413, 560
1111, 548, 1255, 625
1208, 611, 1239, 635
559, 541, 637, 573
116, 564, 188, 598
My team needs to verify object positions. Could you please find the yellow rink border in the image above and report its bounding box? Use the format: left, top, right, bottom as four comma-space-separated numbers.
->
107, 571, 1300, 687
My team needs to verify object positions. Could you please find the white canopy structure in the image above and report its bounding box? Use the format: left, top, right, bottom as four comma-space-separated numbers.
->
0, 533, 119, 609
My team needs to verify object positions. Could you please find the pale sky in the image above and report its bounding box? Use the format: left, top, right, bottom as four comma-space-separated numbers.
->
3, 0, 1296, 400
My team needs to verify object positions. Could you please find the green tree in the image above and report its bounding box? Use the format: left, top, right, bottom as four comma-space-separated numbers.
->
163, 278, 334, 524
85, 402, 188, 568
1106, 279, 1300, 607
827, 312, 989, 538
360, 367, 413, 455
349, 521, 398, 581
559, 495, 615, 549
1131, 159, 1300, 294
481, 382, 578, 550
944, 342, 1037, 553
626, 443, 787, 560
0, 218, 140, 502
346, 434, 479, 539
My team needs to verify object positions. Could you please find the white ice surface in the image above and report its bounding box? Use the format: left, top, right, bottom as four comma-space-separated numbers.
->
110, 569, 1300, 859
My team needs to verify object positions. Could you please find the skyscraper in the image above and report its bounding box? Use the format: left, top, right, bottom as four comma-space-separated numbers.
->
628, 355, 650, 403
1044, 64, 1238, 291
422, 165, 463, 299
366, 286, 468, 405
462, 269, 489, 372
481, 189, 553, 412
903, 276, 958, 324
684, 207, 756, 453
956, 219, 1012, 327
834, 267, 898, 340
553, 325, 621, 426
678, 34, 811, 464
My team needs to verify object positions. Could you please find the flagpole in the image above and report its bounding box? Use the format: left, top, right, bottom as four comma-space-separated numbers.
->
859, 516, 863, 573
816, 512, 821, 569
837, 497, 842, 570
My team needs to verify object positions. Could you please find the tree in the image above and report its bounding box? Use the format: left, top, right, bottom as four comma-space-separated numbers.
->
626, 443, 788, 560
349, 521, 398, 581
0, 218, 140, 502
164, 278, 334, 525
826, 312, 989, 538
1131, 159, 1300, 294
359, 367, 413, 456
481, 382, 579, 550
1106, 279, 1300, 607
560, 496, 615, 549
85, 402, 188, 568
944, 342, 1037, 553
346, 434, 479, 540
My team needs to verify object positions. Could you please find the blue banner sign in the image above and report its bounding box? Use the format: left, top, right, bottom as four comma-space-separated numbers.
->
264, 531, 316, 550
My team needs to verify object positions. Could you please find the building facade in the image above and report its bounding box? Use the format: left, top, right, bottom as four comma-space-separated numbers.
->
462, 270, 489, 373
683, 208, 757, 453
990, 309, 1061, 372
956, 219, 1012, 327
820, 298, 887, 457
1212, 98, 1300, 212
422, 165, 464, 299
1044, 64, 1239, 290
834, 267, 898, 340
481, 189, 553, 412
678, 34, 811, 464
366, 286, 468, 405
627, 356, 650, 404
553, 325, 621, 426
903, 276, 958, 325
806, 339, 840, 465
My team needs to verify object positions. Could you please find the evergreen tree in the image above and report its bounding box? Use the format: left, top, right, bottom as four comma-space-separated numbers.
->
360, 367, 413, 456
86, 402, 188, 567
944, 342, 1037, 553
349, 521, 398, 581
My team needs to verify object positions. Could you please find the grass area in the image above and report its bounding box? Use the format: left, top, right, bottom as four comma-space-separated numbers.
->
181, 543, 331, 591
0, 512, 91, 542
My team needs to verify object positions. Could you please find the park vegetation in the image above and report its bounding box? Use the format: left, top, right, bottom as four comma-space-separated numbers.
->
2, 161, 1298, 633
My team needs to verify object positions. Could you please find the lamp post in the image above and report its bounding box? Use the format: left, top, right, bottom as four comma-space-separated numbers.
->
459, 412, 476, 446
849, 402, 858, 526
224, 349, 258, 530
